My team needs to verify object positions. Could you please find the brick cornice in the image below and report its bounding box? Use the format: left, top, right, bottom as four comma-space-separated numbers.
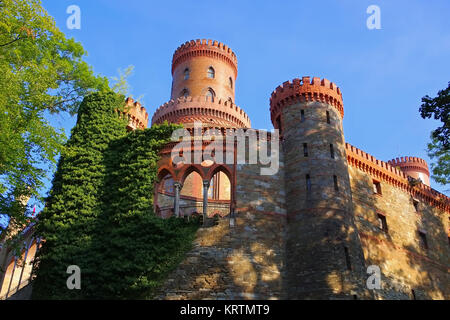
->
172, 39, 238, 77
151, 96, 251, 128
346, 142, 450, 213
270, 76, 344, 128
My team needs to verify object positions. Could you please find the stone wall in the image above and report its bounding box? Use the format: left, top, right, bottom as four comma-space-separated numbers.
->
348, 165, 449, 299
235, 149, 286, 216
154, 117, 449, 300
156, 150, 287, 300
281, 100, 368, 299
156, 213, 286, 300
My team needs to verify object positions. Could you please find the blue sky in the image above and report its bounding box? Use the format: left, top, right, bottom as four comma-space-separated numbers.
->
41, 0, 449, 198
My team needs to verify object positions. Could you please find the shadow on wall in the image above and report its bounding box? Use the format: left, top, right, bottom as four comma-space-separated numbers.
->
350, 167, 449, 300
156, 211, 286, 300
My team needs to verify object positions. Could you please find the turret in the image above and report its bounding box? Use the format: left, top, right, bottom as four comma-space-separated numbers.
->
171, 39, 237, 103
388, 157, 430, 186
123, 97, 149, 130
270, 76, 367, 299
151, 39, 250, 129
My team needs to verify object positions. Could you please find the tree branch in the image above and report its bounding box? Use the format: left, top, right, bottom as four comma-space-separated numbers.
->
0, 36, 22, 47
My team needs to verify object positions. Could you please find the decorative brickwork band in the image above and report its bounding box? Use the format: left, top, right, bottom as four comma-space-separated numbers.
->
346, 143, 449, 213
151, 96, 251, 128
172, 39, 238, 77
270, 76, 344, 128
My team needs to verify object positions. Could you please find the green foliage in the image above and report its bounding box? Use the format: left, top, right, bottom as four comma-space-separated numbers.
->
427, 136, 450, 186
419, 82, 450, 186
0, 0, 108, 231
32, 91, 196, 299
111, 65, 134, 96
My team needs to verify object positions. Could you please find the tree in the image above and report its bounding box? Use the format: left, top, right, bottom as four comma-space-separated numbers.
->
0, 0, 108, 233
426, 137, 449, 186
419, 82, 450, 186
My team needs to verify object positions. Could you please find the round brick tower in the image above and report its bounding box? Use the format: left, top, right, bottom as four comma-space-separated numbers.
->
171, 39, 237, 103
152, 39, 250, 222
388, 157, 430, 186
270, 76, 367, 299
152, 39, 250, 128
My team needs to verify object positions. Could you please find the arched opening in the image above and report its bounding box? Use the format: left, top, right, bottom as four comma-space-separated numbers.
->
0, 258, 15, 298
207, 66, 215, 79
205, 166, 232, 218
155, 170, 176, 218
176, 168, 204, 218
183, 68, 190, 80
159, 173, 174, 194
208, 170, 231, 201
206, 88, 215, 101
180, 88, 190, 98
181, 170, 203, 199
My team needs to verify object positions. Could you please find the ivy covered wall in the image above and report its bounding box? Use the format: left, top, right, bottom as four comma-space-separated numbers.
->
32, 91, 197, 299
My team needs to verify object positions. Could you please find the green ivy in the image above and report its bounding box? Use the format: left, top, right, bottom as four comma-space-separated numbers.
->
32, 91, 197, 299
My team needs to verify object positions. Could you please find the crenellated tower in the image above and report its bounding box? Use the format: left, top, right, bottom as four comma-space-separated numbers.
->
123, 97, 149, 130
152, 39, 250, 128
171, 39, 237, 102
270, 76, 368, 299
152, 39, 251, 224
388, 156, 430, 186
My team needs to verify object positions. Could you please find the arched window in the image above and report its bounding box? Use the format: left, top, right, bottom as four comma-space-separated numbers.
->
160, 174, 174, 194
180, 88, 189, 98
207, 67, 215, 79
206, 88, 215, 101
229, 77, 233, 89
184, 68, 190, 80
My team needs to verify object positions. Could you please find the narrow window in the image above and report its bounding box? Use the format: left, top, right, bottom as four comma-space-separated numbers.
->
333, 175, 339, 191
326, 110, 331, 124
413, 199, 419, 212
229, 77, 233, 89
377, 213, 388, 232
300, 110, 305, 122
303, 143, 308, 157
276, 116, 282, 134
418, 231, 428, 250
373, 180, 382, 195
183, 68, 190, 80
330, 144, 335, 159
344, 246, 352, 270
180, 88, 189, 98
207, 67, 215, 79
306, 174, 311, 192
206, 88, 215, 101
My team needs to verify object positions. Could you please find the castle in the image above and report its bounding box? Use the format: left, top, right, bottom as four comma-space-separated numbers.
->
1, 39, 449, 300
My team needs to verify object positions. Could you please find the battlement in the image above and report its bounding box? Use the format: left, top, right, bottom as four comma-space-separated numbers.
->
151, 95, 251, 128
270, 77, 344, 125
388, 157, 429, 172
123, 97, 149, 130
388, 156, 430, 186
345, 143, 449, 212
172, 39, 238, 76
